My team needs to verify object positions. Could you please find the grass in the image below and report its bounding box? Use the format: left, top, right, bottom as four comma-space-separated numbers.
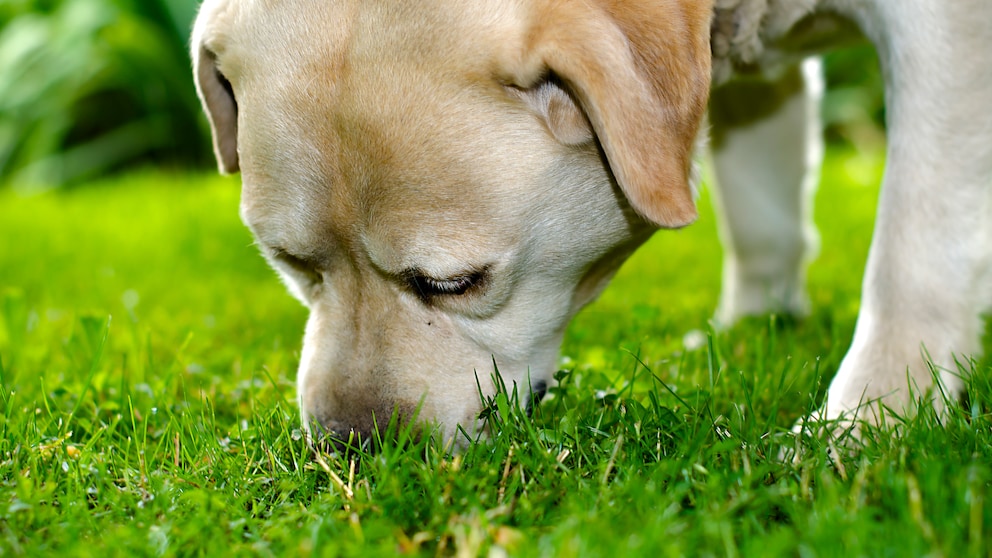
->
0, 149, 990, 556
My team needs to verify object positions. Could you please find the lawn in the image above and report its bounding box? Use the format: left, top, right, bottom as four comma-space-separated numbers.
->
0, 149, 989, 556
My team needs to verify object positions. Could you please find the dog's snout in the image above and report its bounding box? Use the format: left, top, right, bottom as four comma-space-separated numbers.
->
305, 415, 381, 454
321, 421, 375, 454
305, 396, 420, 454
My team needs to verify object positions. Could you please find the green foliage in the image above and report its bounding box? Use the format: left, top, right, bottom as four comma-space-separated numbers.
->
0, 0, 207, 188
1, 151, 989, 555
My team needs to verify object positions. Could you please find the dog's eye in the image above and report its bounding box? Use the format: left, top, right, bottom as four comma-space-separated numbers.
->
272, 248, 323, 285
406, 269, 485, 301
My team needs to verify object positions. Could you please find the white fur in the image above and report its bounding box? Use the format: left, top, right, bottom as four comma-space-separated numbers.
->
714, 0, 992, 426
711, 0, 818, 84
711, 58, 823, 324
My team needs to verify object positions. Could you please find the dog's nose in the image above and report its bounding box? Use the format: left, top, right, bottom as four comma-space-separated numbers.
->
315, 421, 375, 454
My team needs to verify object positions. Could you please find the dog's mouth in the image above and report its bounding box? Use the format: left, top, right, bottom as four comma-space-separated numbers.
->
525, 379, 550, 417
307, 375, 555, 455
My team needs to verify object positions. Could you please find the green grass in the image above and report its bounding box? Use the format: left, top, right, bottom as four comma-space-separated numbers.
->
1, 150, 990, 556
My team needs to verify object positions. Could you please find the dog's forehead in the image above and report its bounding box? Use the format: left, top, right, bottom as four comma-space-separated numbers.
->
229, 0, 528, 117
233, 0, 543, 258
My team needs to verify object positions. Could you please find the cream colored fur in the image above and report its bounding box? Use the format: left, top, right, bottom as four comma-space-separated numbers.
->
711, 0, 818, 84
192, 0, 710, 444
192, 0, 992, 445
713, 0, 992, 431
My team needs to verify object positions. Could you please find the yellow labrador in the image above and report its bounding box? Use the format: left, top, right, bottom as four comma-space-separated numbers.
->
192, 0, 992, 445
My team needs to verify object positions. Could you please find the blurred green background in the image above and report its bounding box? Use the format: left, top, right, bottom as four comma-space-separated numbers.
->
0, 0, 207, 188
0, 0, 886, 189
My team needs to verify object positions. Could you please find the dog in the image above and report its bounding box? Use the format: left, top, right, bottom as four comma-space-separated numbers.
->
192, 0, 992, 445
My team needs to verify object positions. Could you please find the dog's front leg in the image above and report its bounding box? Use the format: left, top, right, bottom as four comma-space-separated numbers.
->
709, 59, 824, 325
823, 0, 992, 425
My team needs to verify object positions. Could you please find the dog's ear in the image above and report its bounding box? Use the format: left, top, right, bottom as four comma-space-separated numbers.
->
192, 5, 239, 174
513, 0, 712, 228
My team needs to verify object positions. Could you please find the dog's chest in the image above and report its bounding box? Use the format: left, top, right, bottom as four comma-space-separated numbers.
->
712, 0, 864, 84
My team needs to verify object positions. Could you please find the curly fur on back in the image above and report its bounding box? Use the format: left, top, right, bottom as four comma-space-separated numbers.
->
711, 0, 818, 84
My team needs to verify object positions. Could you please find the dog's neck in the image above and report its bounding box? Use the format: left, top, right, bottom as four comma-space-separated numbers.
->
711, 0, 819, 84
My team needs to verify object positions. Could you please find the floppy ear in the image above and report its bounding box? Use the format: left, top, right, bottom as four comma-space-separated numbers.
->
192, 10, 239, 174
515, 0, 712, 228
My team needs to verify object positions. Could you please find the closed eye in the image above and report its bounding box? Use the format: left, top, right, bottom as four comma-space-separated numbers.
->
272, 248, 323, 285
405, 268, 487, 301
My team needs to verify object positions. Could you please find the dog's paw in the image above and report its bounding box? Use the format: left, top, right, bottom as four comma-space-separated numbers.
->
775, 408, 865, 466
713, 265, 810, 328
824, 339, 967, 427
779, 347, 969, 464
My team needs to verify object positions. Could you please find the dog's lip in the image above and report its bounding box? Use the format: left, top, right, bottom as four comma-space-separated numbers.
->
525, 379, 549, 417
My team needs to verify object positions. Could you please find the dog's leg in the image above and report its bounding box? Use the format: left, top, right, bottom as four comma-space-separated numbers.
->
709, 59, 824, 325
822, 0, 992, 425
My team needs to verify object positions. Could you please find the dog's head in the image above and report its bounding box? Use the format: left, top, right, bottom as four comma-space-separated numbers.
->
192, 0, 711, 445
